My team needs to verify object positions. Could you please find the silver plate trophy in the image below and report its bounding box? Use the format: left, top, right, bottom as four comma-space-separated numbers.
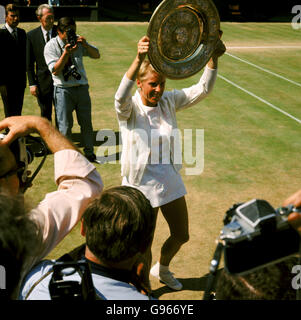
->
147, 0, 220, 79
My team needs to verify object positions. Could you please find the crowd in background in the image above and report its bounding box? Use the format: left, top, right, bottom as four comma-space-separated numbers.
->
0, 1, 98, 6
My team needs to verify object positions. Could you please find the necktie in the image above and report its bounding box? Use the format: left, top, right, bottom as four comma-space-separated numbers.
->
46, 31, 50, 42
12, 29, 17, 41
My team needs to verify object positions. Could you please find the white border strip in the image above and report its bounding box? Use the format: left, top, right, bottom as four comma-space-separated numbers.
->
225, 52, 301, 87
218, 74, 301, 125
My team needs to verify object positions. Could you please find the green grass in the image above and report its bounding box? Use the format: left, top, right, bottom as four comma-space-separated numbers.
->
1, 22, 301, 300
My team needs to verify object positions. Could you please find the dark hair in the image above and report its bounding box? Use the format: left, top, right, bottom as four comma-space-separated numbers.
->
215, 257, 299, 300
5, 3, 19, 16
57, 16, 76, 33
0, 193, 38, 299
82, 186, 155, 264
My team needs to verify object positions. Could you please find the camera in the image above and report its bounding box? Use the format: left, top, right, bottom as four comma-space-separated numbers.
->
63, 64, 82, 81
66, 28, 78, 47
203, 199, 301, 300
49, 260, 98, 301
220, 199, 300, 275
0, 133, 48, 193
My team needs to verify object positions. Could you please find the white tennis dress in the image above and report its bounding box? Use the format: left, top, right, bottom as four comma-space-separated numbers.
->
122, 104, 187, 208
115, 66, 217, 208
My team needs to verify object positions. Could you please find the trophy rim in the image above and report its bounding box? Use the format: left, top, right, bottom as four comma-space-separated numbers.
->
147, 0, 220, 79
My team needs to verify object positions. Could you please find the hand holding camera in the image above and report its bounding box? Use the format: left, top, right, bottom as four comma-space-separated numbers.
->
0, 116, 41, 144
76, 35, 89, 48
203, 199, 301, 300
66, 28, 78, 49
63, 28, 82, 82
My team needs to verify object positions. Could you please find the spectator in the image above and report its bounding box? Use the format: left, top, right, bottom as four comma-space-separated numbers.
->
20, 186, 156, 300
0, 4, 26, 117
48, 0, 59, 7
0, 115, 103, 298
44, 16, 100, 163
27, 4, 57, 122
0, 5, 5, 24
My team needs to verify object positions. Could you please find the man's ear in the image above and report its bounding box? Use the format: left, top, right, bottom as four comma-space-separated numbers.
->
136, 79, 142, 89
80, 219, 86, 237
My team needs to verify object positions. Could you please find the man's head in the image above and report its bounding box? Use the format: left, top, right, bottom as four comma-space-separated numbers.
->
0, 193, 38, 299
36, 4, 54, 32
5, 4, 19, 29
81, 186, 155, 265
57, 16, 76, 42
215, 257, 299, 300
0, 144, 20, 196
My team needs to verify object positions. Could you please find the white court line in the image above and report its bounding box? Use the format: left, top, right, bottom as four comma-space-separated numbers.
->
218, 74, 301, 125
225, 52, 301, 87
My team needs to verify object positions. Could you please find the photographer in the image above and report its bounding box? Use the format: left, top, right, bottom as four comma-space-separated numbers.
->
20, 186, 156, 300
0, 115, 103, 298
26, 4, 57, 122
44, 16, 100, 163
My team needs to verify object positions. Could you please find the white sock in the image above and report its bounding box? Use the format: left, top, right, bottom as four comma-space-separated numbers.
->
159, 263, 169, 273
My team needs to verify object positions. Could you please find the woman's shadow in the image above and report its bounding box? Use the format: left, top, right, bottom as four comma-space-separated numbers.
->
71, 130, 121, 163
151, 269, 223, 299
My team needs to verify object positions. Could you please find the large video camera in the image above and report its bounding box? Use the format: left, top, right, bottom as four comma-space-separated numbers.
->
203, 199, 301, 300
0, 133, 49, 193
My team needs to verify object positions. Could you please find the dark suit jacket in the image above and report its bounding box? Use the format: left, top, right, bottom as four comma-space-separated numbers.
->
0, 26, 27, 88
26, 25, 57, 95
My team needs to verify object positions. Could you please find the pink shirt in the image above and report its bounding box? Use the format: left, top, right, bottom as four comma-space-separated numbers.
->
22, 149, 103, 283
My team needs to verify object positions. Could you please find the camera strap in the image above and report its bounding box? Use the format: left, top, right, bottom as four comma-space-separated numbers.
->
25, 244, 152, 300
57, 38, 79, 69
24, 244, 104, 300
203, 241, 224, 300
56, 38, 73, 71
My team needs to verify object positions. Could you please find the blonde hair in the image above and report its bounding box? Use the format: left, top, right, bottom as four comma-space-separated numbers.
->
137, 60, 158, 82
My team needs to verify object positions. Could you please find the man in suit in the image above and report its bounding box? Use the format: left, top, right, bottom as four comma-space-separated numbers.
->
27, 4, 57, 121
0, 3, 26, 117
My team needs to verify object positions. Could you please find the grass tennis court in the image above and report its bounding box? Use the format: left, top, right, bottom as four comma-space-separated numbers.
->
1, 21, 300, 300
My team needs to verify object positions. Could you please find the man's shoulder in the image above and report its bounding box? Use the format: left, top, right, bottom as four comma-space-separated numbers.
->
20, 259, 55, 300
17, 27, 26, 35
27, 26, 41, 37
0, 26, 8, 36
93, 275, 153, 300
44, 36, 59, 51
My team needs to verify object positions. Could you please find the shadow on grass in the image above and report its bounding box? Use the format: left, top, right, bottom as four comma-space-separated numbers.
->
71, 130, 121, 147
151, 269, 224, 300
71, 130, 121, 163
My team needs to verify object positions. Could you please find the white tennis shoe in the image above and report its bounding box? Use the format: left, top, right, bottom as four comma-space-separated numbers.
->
150, 262, 183, 291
